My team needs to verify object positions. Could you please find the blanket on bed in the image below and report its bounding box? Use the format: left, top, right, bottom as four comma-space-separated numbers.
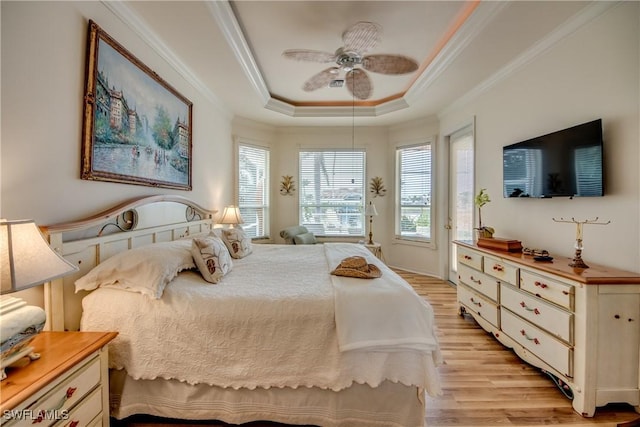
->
326, 243, 440, 353
80, 243, 442, 395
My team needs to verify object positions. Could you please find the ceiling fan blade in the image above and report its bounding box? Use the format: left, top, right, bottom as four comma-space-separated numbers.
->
283, 49, 336, 63
303, 67, 340, 92
362, 54, 419, 75
345, 69, 372, 100
342, 21, 381, 54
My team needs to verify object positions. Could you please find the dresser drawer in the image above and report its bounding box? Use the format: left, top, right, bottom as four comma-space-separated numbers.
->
53, 387, 102, 427
483, 255, 518, 286
459, 264, 499, 302
458, 284, 500, 328
458, 246, 482, 270
501, 308, 573, 378
9, 355, 101, 427
501, 284, 573, 344
520, 270, 574, 310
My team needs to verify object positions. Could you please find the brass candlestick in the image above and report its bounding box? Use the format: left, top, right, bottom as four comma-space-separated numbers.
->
552, 217, 610, 269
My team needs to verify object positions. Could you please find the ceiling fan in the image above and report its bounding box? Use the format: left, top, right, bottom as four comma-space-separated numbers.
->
282, 21, 419, 100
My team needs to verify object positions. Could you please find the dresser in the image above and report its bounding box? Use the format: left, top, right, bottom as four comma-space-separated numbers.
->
1, 332, 117, 426
454, 241, 640, 417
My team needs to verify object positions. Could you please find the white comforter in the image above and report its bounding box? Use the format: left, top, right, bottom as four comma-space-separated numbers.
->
80, 243, 442, 395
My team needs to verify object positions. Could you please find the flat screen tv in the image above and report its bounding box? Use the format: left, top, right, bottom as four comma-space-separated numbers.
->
503, 119, 603, 198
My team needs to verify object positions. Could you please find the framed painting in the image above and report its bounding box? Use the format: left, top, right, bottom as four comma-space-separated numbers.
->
81, 20, 193, 190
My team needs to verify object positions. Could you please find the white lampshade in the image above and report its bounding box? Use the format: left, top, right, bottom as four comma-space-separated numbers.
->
218, 206, 244, 227
365, 201, 378, 217
1, 219, 78, 295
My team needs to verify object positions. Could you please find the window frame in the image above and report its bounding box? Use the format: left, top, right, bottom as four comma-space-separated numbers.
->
394, 140, 435, 245
236, 139, 270, 240
298, 148, 366, 238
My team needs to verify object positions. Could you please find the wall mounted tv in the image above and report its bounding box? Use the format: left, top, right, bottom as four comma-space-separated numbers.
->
503, 119, 603, 198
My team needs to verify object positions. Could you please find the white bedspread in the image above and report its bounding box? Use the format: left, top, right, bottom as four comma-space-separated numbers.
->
80, 243, 442, 395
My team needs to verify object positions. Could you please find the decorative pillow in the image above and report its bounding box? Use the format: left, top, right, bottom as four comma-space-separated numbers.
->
74, 240, 195, 299
293, 232, 317, 245
191, 236, 233, 283
279, 226, 309, 244
220, 227, 253, 259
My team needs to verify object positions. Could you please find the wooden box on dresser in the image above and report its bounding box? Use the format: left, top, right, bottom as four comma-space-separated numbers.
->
454, 240, 640, 417
0, 332, 117, 427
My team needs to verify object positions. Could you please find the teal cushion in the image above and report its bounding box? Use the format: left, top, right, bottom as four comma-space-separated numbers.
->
293, 232, 317, 245
280, 226, 309, 244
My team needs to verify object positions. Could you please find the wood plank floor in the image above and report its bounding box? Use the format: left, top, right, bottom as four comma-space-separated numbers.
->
116, 269, 640, 427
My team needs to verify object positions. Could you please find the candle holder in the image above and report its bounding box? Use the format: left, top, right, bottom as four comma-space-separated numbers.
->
552, 217, 610, 269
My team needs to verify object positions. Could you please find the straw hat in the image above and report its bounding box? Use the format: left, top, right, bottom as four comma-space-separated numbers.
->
331, 256, 382, 279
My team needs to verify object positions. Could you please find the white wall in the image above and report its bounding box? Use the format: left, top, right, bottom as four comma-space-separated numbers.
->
439, 2, 639, 272
1, 1, 233, 224
1, 2, 235, 304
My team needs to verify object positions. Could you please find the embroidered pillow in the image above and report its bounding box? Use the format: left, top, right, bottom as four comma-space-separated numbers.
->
74, 240, 195, 299
220, 227, 253, 259
191, 236, 233, 283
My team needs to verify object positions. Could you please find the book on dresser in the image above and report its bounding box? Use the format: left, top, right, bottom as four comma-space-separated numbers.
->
453, 240, 640, 418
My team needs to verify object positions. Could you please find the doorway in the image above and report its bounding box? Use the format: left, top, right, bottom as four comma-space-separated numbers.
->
447, 124, 474, 283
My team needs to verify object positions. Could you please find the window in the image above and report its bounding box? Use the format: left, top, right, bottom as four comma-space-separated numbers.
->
299, 150, 365, 237
238, 143, 269, 239
396, 143, 432, 242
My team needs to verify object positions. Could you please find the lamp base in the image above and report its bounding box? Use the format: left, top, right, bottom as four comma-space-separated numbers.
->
1, 345, 40, 380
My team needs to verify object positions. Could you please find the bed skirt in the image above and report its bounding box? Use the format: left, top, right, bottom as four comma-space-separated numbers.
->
110, 370, 426, 427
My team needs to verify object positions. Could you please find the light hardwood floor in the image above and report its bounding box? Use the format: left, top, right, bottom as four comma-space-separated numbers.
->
116, 269, 639, 427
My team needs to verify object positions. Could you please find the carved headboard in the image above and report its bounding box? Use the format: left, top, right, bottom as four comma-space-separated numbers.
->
41, 195, 216, 331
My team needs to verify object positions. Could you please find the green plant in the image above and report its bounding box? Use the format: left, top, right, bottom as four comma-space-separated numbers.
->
474, 188, 491, 230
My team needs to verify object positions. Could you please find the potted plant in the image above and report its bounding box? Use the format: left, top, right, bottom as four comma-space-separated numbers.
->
474, 188, 494, 238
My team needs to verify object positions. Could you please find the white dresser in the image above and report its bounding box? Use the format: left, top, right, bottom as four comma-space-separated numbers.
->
455, 241, 640, 417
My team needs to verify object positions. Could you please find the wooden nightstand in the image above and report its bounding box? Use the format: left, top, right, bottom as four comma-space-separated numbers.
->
1, 331, 117, 426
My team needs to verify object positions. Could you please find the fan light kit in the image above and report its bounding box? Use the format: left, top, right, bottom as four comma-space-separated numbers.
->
282, 21, 419, 100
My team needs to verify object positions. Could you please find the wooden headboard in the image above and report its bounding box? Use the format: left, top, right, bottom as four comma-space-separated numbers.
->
41, 195, 216, 331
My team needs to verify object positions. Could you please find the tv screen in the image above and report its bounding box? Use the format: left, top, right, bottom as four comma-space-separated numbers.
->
503, 119, 603, 198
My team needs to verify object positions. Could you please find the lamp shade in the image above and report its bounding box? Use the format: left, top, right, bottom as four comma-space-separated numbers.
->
1, 219, 78, 295
365, 201, 378, 217
218, 206, 244, 226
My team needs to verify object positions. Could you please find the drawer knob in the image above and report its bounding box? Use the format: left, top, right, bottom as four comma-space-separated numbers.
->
520, 301, 540, 315
470, 297, 482, 307
470, 276, 481, 284
464, 255, 472, 260
520, 329, 540, 345
534, 281, 548, 289
493, 264, 504, 272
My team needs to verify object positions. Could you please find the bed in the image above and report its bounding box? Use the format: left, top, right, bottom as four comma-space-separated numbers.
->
42, 195, 442, 427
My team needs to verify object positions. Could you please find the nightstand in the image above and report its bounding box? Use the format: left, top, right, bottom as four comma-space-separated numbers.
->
364, 242, 384, 262
1, 331, 117, 426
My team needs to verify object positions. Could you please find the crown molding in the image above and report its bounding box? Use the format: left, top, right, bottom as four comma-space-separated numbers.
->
438, 1, 619, 118
101, 0, 232, 119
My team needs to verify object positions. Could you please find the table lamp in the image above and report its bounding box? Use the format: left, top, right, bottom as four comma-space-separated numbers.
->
218, 206, 244, 229
365, 201, 378, 245
0, 219, 78, 380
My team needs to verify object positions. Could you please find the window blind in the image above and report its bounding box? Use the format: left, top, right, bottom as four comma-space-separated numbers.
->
298, 150, 365, 237
397, 144, 432, 240
238, 144, 269, 239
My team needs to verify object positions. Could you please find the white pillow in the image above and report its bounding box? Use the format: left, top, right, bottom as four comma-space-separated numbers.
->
220, 228, 253, 259
74, 240, 195, 299
191, 236, 233, 283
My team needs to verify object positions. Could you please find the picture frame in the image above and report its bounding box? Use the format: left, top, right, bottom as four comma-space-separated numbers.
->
81, 20, 193, 190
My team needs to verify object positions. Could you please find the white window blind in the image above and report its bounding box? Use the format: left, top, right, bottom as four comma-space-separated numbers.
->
396, 143, 432, 241
299, 150, 365, 237
238, 144, 269, 239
